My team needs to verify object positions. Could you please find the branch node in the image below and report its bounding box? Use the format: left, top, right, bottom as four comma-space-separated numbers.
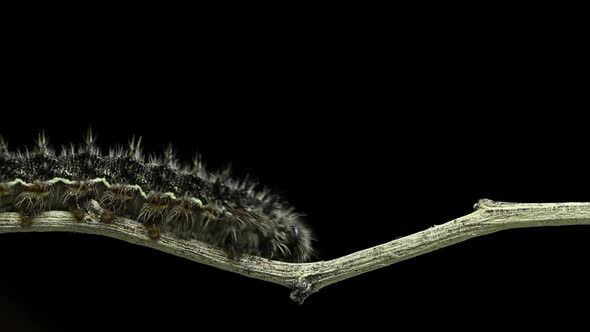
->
289, 277, 314, 304
473, 198, 496, 210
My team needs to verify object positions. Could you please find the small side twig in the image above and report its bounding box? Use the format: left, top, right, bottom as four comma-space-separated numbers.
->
1, 199, 590, 303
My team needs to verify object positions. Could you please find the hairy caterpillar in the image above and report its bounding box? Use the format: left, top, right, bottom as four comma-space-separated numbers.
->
0, 130, 314, 262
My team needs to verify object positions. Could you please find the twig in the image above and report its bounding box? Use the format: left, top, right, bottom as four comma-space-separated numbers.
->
1, 199, 590, 303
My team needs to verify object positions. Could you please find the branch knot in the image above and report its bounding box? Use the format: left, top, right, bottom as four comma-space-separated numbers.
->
289, 277, 314, 305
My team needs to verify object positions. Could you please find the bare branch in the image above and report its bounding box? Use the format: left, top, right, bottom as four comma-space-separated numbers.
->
2, 199, 590, 303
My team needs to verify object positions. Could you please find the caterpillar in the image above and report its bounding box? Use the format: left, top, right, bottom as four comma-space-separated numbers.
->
0, 130, 314, 262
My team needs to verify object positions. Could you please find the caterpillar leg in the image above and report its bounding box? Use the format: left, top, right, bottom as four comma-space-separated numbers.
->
70, 205, 85, 221
164, 196, 202, 239
83, 199, 116, 224
146, 225, 160, 240
99, 208, 116, 224
62, 181, 98, 222
220, 228, 241, 259
98, 184, 139, 224
138, 192, 170, 240
15, 182, 52, 226
214, 216, 250, 259
269, 219, 315, 263
100, 184, 136, 214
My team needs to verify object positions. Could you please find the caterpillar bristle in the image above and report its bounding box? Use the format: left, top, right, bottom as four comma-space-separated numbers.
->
36, 130, 47, 149
127, 135, 143, 161
34, 130, 55, 157
84, 128, 96, 146
0, 131, 316, 262
0, 135, 9, 159
163, 143, 180, 169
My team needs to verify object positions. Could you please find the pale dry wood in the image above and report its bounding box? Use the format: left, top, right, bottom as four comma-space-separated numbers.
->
1, 199, 590, 303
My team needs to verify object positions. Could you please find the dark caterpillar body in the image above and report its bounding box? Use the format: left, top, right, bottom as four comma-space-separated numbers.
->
0, 131, 314, 262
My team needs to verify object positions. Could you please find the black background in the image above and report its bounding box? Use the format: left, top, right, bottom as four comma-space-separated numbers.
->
0, 14, 588, 331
